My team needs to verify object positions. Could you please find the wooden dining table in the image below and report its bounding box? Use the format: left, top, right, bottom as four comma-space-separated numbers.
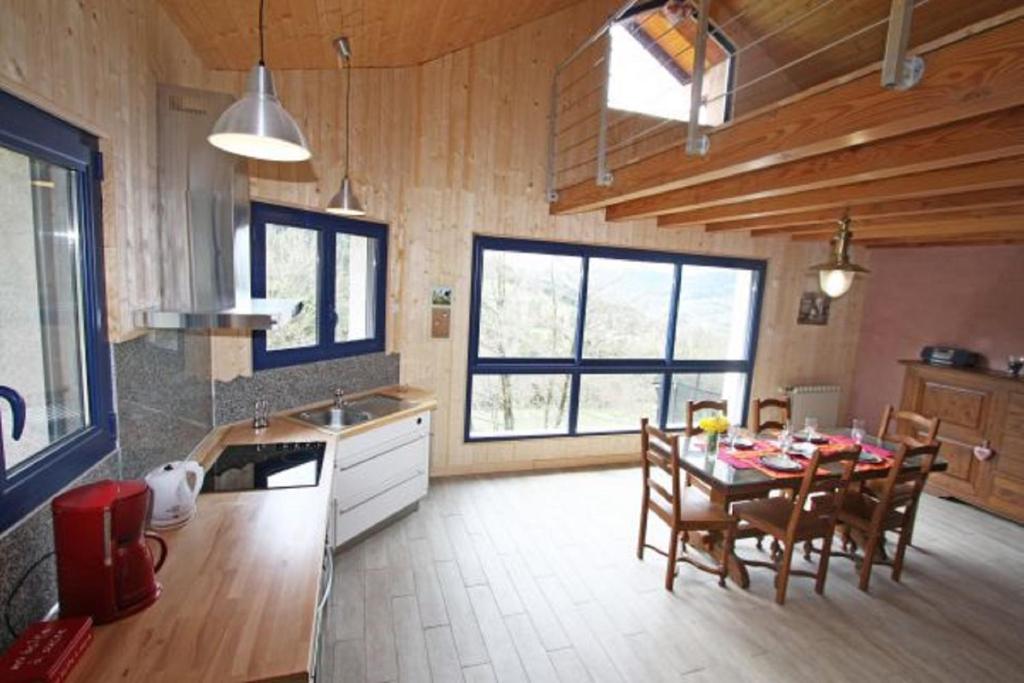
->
676, 428, 949, 588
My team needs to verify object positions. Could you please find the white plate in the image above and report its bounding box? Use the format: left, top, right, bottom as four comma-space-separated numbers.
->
858, 451, 883, 464
760, 455, 803, 472
787, 442, 818, 457
730, 437, 756, 449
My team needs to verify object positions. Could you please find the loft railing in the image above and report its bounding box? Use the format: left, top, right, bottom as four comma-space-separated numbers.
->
545, 0, 930, 204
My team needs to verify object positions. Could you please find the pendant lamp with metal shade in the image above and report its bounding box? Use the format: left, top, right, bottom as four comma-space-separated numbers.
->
208, 0, 311, 162
326, 37, 366, 216
810, 215, 869, 298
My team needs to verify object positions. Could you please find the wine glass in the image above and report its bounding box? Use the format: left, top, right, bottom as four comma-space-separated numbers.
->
804, 416, 819, 439
1009, 355, 1024, 378
851, 418, 866, 444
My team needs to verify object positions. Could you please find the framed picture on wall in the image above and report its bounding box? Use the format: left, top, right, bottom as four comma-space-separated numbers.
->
797, 291, 830, 325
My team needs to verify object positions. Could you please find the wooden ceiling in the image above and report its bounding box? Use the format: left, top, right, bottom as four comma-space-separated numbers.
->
157, 0, 586, 69
550, 2, 1024, 249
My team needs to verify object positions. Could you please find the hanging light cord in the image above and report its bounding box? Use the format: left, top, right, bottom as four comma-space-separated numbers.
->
258, 0, 266, 66
344, 53, 352, 176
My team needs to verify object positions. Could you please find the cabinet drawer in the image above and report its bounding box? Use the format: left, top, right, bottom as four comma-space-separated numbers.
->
336, 435, 428, 512
336, 412, 431, 470
336, 473, 428, 546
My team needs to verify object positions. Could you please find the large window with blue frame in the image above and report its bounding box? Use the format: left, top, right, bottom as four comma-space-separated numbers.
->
466, 236, 765, 441
250, 202, 387, 370
0, 89, 116, 533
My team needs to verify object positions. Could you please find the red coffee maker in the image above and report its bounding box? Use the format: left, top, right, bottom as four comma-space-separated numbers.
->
51, 480, 168, 624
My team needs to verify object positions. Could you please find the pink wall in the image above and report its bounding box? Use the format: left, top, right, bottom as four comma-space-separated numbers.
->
849, 244, 1024, 432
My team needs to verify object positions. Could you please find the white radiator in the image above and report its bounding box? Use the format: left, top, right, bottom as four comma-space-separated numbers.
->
786, 385, 842, 429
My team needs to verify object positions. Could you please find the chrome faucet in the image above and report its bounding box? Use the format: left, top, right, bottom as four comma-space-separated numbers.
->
333, 388, 347, 409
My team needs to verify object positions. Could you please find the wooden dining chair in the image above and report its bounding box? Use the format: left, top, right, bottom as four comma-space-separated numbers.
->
831, 441, 941, 591
877, 405, 940, 446
683, 399, 728, 493
732, 445, 861, 604
752, 396, 791, 433
870, 406, 940, 546
637, 418, 737, 591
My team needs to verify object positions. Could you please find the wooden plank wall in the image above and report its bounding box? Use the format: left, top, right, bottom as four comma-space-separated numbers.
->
0, 1, 868, 475
0, 0, 235, 342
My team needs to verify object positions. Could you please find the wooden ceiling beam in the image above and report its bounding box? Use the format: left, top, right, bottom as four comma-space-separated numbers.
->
655, 157, 1024, 227
753, 204, 1024, 236
706, 187, 1024, 232
551, 15, 1024, 215
605, 108, 1024, 222
789, 216, 1024, 241
864, 235, 1024, 248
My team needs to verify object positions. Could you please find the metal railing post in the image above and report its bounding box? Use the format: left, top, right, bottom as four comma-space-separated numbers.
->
546, 72, 560, 202
686, 0, 711, 156
596, 35, 614, 187
881, 0, 925, 90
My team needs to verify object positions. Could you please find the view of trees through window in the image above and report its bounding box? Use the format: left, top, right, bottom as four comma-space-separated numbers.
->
253, 202, 387, 370
266, 224, 319, 351
468, 238, 763, 440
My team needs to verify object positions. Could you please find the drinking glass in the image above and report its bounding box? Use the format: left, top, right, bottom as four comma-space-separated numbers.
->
728, 425, 741, 448
779, 421, 793, 451
253, 399, 269, 431
804, 417, 819, 438
851, 418, 866, 444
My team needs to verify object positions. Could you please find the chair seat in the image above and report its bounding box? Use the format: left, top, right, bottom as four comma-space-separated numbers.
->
836, 491, 906, 532
648, 489, 734, 529
864, 479, 915, 500
732, 497, 832, 541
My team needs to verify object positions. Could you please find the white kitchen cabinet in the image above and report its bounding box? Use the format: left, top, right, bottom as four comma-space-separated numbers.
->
330, 411, 430, 548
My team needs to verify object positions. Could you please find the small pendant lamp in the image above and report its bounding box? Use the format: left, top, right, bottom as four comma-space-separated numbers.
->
208, 0, 311, 162
326, 37, 366, 216
810, 215, 869, 298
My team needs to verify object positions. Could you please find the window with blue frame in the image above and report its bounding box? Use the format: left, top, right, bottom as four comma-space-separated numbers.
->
0, 89, 116, 534
465, 236, 765, 441
250, 202, 387, 370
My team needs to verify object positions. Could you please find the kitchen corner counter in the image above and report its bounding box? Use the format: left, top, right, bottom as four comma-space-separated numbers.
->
66, 384, 436, 683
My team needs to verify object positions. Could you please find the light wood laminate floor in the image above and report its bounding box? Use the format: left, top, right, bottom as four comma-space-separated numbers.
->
324, 466, 1024, 682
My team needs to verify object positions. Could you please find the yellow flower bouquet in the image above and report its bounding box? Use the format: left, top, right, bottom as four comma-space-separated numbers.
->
698, 413, 730, 434
699, 412, 730, 454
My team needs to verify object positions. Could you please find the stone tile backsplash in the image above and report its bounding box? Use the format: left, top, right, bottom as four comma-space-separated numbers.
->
213, 352, 400, 425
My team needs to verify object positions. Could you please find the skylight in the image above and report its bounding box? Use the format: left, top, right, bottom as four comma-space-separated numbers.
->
607, 4, 733, 126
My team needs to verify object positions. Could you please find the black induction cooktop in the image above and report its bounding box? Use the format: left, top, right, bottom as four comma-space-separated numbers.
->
201, 441, 327, 493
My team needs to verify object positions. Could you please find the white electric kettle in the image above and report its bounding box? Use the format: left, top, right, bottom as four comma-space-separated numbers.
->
145, 461, 205, 529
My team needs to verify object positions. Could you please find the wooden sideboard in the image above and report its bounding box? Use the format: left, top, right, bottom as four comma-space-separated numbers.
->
899, 361, 1024, 523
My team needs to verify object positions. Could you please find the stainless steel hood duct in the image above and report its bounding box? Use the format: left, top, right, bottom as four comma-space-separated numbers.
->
134, 84, 301, 330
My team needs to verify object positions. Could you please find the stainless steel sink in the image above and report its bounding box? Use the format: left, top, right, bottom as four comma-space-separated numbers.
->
289, 394, 413, 433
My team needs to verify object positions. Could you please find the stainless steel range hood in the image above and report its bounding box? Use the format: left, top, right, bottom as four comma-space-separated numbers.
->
134, 84, 301, 330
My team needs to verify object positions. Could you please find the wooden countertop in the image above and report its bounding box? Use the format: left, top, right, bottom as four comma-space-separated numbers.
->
67, 385, 435, 683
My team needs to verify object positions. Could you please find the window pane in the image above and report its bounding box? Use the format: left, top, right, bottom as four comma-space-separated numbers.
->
577, 374, 662, 433
335, 234, 377, 343
665, 373, 747, 428
0, 147, 88, 471
583, 258, 675, 359
265, 223, 319, 350
469, 374, 571, 438
674, 266, 754, 361
478, 250, 582, 358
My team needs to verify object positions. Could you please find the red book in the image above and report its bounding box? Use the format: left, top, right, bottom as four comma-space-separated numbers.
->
0, 618, 93, 683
